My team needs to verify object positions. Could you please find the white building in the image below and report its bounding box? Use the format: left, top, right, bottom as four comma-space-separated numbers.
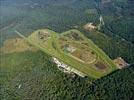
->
84, 23, 97, 31
53, 57, 86, 77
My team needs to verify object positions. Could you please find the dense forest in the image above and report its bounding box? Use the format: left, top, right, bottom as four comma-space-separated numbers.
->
0, 0, 134, 99
1, 51, 134, 100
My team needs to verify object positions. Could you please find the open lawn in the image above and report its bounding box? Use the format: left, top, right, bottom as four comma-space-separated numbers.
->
15, 29, 117, 79
0, 38, 37, 54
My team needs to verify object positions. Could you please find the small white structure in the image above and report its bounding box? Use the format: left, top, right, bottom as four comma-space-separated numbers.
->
87, 23, 96, 30
97, 16, 105, 30
71, 68, 86, 77
53, 57, 86, 77
18, 84, 22, 89
62, 44, 76, 53
99, 16, 105, 26
84, 23, 97, 31
66, 46, 76, 53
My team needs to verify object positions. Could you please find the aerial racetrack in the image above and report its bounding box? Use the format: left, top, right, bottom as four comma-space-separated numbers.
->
15, 29, 117, 79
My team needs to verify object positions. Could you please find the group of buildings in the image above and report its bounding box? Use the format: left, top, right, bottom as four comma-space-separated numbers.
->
84, 16, 105, 31
53, 57, 86, 77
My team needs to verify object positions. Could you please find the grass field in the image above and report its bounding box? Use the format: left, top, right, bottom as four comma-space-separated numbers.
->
15, 29, 117, 79
0, 38, 37, 54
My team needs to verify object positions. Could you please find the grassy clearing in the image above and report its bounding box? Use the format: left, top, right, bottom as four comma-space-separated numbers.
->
15, 29, 117, 79
0, 38, 37, 54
